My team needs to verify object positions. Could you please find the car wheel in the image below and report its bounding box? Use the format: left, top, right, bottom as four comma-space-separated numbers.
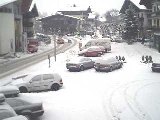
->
95, 69, 99, 72
152, 68, 155, 72
79, 66, 84, 71
51, 83, 60, 91
109, 66, 113, 72
97, 53, 101, 57
119, 64, 122, 68
19, 87, 28, 93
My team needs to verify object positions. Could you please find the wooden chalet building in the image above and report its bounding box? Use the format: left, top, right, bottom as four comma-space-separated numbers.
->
57, 6, 92, 35
39, 13, 81, 35
120, 0, 150, 38
140, 0, 160, 50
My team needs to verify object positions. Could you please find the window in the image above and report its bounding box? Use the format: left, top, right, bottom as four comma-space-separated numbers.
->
141, 13, 143, 18
31, 75, 41, 82
153, 6, 157, 12
43, 74, 54, 80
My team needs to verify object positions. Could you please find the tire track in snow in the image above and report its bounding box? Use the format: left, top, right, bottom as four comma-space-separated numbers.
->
103, 79, 160, 120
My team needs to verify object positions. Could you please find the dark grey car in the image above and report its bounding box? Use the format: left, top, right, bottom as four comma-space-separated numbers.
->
66, 57, 95, 71
0, 94, 28, 120
94, 57, 123, 72
6, 97, 44, 119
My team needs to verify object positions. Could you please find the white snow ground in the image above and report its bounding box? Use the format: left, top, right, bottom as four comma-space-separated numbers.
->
0, 40, 160, 120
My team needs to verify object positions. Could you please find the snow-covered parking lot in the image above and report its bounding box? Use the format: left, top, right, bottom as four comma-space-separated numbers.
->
1, 41, 160, 120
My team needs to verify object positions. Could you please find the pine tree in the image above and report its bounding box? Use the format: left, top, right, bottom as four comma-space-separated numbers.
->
122, 5, 138, 44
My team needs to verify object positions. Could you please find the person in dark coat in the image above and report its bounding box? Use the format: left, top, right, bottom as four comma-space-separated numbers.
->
145, 55, 149, 63
119, 56, 121, 61
149, 56, 153, 63
142, 55, 145, 61
141, 36, 145, 44
122, 56, 125, 61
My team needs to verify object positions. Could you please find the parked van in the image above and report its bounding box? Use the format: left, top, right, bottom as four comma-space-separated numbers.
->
81, 38, 111, 52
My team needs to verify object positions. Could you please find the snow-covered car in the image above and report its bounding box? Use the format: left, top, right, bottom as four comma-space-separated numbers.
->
151, 63, 160, 72
27, 45, 38, 53
2, 116, 28, 120
0, 94, 28, 120
94, 57, 123, 72
57, 38, 64, 44
6, 97, 44, 119
10, 73, 63, 93
66, 57, 95, 71
78, 46, 104, 57
0, 85, 19, 98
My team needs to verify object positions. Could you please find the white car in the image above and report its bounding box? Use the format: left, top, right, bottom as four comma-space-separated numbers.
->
10, 73, 63, 93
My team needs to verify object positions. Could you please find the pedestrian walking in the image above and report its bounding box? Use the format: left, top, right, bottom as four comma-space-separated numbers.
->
145, 55, 149, 63
141, 36, 145, 44
119, 56, 121, 61
48, 54, 51, 68
116, 56, 118, 60
142, 55, 145, 61
122, 56, 125, 61
149, 56, 153, 63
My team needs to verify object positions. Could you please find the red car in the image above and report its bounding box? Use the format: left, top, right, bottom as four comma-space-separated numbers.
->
78, 46, 103, 57
27, 45, 38, 53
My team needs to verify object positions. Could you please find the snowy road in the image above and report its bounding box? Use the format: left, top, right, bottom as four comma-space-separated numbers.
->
1, 42, 160, 120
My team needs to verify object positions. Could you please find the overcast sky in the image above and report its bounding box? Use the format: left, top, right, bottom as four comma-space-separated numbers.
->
33, 0, 141, 16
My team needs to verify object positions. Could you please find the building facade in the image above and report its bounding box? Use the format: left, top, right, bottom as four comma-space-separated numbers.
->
0, 0, 38, 55
140, 0, 160, 49
120, 0, 151, 38
39, 13, 80, 35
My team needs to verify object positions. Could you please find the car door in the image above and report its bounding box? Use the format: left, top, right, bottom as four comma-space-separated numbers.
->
41, 74, 54, 90
112, 59, 119, 69
87, 48, 96, 56
29, 75, 42, 91
84, 58, 94, 68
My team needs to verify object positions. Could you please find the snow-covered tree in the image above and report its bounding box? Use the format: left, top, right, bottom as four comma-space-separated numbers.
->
122, 5, 138, 43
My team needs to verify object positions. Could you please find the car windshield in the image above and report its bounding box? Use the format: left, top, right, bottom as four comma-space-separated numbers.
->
0, 0, 160, 120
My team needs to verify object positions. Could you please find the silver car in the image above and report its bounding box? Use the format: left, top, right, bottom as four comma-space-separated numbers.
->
94, 57, 123, 72
10, 73, 63, 93
66, 57, 95, 71
0, 85, 19, 98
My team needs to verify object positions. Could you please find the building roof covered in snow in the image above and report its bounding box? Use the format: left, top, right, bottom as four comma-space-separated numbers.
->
120, 0, 146, 14
0, 0, 17, 7
58, 6, 92, 15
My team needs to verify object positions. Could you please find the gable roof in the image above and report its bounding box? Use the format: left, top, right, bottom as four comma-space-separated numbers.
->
120, 0, 146, 14
38, 12, 81, 21
58, 6, 91, 15
0, 0, 17, 7
0, 0, 33, 15
21, 0, 33, 14
139, 0, 153, 9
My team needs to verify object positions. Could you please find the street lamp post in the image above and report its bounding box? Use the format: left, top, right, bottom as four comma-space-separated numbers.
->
50, 28, 57, 62
53, 34, 56, 62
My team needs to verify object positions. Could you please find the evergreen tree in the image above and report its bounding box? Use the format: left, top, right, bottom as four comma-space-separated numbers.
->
122, 5, 138, 43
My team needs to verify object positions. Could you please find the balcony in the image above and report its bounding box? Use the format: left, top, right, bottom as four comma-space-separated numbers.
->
147, 26, 160, 32
23, 21, 33, 27
151, 10, 160, 17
